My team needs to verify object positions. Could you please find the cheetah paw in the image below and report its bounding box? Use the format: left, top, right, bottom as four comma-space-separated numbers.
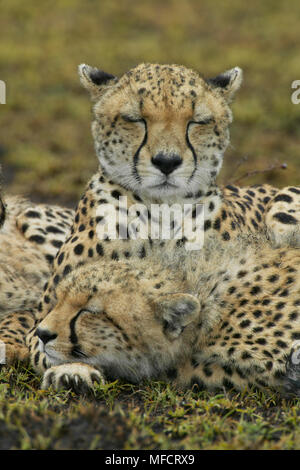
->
41, 363, 105, 394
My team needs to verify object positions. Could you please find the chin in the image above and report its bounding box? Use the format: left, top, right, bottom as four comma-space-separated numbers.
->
140, 176, 184, 199
142, 185, 182, 201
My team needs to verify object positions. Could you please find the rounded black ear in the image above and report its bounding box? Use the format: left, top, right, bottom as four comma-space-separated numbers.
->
206, 66, 243, 102
78, 64, 118, 101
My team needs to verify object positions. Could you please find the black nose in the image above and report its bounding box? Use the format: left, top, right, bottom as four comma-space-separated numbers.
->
36, 328, 57, 345
151, 153, 182, 175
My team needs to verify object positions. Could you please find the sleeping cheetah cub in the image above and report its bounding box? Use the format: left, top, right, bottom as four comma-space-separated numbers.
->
38, 235, 300, 397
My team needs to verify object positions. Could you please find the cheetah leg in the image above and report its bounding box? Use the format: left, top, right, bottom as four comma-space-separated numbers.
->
0, 311, 36, 365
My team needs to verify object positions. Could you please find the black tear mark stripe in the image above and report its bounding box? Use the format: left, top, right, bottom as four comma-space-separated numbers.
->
69, 310, 86, 344
133, 119, 148, 183
185, 123, 197, 179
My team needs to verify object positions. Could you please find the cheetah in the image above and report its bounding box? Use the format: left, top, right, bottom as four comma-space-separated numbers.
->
37, 234, 300, 397
0, 175, 74, 362
1, 63, 299, 375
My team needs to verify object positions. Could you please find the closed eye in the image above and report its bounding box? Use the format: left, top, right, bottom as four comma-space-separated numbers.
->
189, 117, 214, 125
78, 308, 99, 315
121, 114, 145, 123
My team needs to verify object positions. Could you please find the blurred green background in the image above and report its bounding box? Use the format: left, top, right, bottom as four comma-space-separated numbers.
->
0, 0, 300, 206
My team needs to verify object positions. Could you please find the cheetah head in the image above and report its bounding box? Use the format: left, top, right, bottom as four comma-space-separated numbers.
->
37, 262, 200, 382
79, 63, 242, 200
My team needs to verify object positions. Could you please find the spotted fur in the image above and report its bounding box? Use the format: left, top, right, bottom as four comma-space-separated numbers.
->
0, 185, 74, 362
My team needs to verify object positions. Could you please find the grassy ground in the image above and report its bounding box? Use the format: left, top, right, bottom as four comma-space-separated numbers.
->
1, 0, 300, 451
1, 0, 300, 205
0, 363, 300, 450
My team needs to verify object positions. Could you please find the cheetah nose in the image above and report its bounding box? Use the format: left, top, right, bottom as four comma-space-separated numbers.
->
151, 153, 182, 175
36, 328, 57, 345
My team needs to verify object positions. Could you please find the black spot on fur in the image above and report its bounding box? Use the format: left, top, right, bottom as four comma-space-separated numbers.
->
29, 235, 45, 244
273, 212, 297, 225
274, 194, 293, 203
74, 244, 84, 255
26, 210, 41, 219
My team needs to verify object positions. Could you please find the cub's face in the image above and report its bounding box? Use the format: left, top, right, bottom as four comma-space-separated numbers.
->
37, 263, 200, 382
79, 63, 242, 200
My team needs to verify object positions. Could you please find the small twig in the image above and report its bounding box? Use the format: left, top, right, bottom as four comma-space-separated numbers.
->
228, 155, 249, 183
229, 161, 287, 185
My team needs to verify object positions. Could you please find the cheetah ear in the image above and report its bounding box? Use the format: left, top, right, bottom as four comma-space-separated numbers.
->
157, 293, 200, 340
206, 67, 243, 103
78, 64, 118, 101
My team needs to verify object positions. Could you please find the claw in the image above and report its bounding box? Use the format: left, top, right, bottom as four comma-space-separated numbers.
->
59, 373, 71, 389
62, 374, 70, 384
91, 372, 102, 384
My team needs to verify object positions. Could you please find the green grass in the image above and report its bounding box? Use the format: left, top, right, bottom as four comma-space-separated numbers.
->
1, 0, 300, 204
1, 363, 300, 450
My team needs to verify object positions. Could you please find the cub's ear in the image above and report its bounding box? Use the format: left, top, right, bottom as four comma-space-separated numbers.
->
206, 66, 243, 103
157, 293, 200, 340
78, 64, 118, 101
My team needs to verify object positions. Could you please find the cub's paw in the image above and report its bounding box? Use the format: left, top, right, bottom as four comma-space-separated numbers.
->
41, 363, 104, 394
